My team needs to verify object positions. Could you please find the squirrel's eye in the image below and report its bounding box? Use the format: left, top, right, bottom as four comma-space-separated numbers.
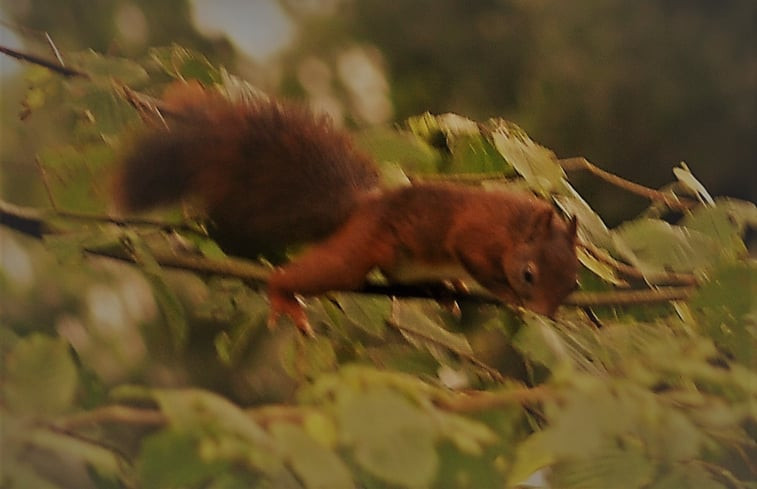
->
523, 263, 536, 285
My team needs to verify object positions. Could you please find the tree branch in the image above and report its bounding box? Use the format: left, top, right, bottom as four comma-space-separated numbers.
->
0, 199, 697, 308
580, 241, 699, 286
568, 286, 695, 306
57, 383, 555, 432
434, 385, 555, 412
0, 45, 89, 78
560, 156, 698, 211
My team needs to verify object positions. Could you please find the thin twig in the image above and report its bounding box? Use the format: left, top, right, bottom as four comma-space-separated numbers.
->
84, 244, 272, 284
34, 156, 60, 212
568, 286, 695, 306
580, 241, 699, 286
408, 172, 511, 184
560, 157, 697, 211
245, 405, 311, 427
43, 32, 65, 67
0, 199, 55, 237
56, 383, 555, 433
435, 385, 555, 412
56, 207, 199, 232
114, 81, 175, 127
57, 405, 166, 429
691, 459, 750, 489
114, 80, 189, 125
386, 316, 507, 383
0, 44, 89, 78
40, 422, 133, 469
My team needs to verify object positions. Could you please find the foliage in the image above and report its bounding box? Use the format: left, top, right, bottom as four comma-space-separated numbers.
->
1, 47, 755, 489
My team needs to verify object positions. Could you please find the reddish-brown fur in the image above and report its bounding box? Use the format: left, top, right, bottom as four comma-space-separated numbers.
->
113, 82, 579, 335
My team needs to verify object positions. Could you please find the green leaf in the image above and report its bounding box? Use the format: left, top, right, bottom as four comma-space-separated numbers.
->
338, 387, 438, 487
435, 441, 508, 489
512, 315, 569, 369
576, 246, 626, 286
489, 119, 568, 195
673, 163, 714, 204
392, 300, 474, 365
148, 388, 288, 476
554, 190, 613, 248
138, 429, 228, 489
0, 462, 66, 489
68, 50, 149, 86
435, 113, 481, 136
708, 197, 757, 232
127, 232, 188, 350
680, 201, 750, 262
4, 334, 77, 415
406, 112, 479, 142
434, 411, 498, 455
337, 294, 390, 338
507, 431, 555, 487
356, 126, 440, 174
36, 143, 115, 213
71, 86, 139, 138
550, 443, 654, 489
642, 406, 703, 463
303, 410, 339, 448
447, 134, 511, 174
43, 226, 124, 264
148, 45, 221, 84
688, 262, 756, 365
279, 335, 338, 379
152, 388, 272, 447
23, 86, 47, 111
650, 465, 727, 489
545, 384, 636, 458
25, 425, 125, 480
612, 218, 722, 276
270, 422, 355, 489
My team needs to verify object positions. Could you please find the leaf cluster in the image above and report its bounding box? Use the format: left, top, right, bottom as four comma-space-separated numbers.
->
1, 46, 755, 489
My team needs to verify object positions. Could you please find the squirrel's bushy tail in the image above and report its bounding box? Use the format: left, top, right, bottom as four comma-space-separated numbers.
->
112, 85, 380, 255
113, 128, 208, 212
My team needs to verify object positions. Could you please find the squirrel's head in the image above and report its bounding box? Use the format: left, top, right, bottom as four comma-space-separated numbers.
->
503, 209, 578, 318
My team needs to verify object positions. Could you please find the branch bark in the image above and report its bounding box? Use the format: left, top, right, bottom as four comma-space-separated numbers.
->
560, 156, 698, 210
1, 199, 696, 308
0, 45, 89, 78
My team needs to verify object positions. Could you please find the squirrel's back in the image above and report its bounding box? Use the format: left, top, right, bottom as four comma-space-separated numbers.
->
113, 84, 379, 256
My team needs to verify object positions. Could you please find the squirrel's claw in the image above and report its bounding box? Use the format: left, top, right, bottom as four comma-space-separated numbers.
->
437, 279, 468, 318
268, 292, 315, 337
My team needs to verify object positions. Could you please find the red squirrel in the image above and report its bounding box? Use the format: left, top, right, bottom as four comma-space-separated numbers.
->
113, 82, 579, 335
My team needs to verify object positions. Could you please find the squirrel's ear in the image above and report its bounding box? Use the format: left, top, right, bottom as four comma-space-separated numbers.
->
529, 207, 554, 241
568, 215, 578, 243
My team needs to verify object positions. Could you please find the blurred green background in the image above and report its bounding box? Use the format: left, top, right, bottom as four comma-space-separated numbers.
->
1, 0, 754, 224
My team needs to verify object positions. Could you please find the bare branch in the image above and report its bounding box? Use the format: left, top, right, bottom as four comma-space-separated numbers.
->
0, 199, 697, 309
0, 200, 56, 238
580, 241, 699, 286
57, 405, 166, 429
435, 385, 555, 412
560, 156, 697, 211
43, 32, 65, 67
386, 315, 507, 383
0, 44, 89, 78
568, 287, 695, 306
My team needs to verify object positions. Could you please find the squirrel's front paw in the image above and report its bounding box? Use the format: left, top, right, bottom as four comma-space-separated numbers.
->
267, 291, 314, 337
